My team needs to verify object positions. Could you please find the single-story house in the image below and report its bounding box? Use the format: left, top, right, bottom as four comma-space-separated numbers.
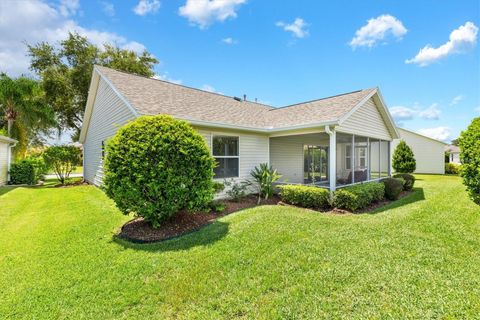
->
445, 145, 461, 164
0, 135, 17, 186
392, 128, 447, 174
80, 66, 401, 192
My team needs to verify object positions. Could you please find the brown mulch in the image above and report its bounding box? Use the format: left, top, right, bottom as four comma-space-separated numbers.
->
117, 195, 281, 243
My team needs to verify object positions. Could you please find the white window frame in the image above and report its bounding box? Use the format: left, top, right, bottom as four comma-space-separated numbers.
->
345, 144, 352, 170
212, 134, 240, 179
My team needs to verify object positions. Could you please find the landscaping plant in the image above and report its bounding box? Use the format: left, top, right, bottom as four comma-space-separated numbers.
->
43, 145, 82, 184
223, 179, 250, 202
103, 115, 215, 227
459, 117, 480, 205
279, 184, 330, 209
250, 163, 281, 204
445, 163, 462, 175
393, 173, 415, 191
383, 177, 405, 200
9, 156, 48, 185
392, 140, 416, 173
333, 182, 385, 212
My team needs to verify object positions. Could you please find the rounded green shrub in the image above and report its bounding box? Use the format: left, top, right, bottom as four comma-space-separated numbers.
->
383, 178, 404, 200
333, 182, 385, 212
43, 145, 81, 184
445, 163, 461, 175
103, 115, 216, 227
392, 140, 416, 173
393, 173, 415, 191
9, 156, 47, 185
279, 185, 330, 209
459, 117, 480, 205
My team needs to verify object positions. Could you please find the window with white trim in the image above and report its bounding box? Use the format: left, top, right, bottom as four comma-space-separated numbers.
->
212, 135, 239, 178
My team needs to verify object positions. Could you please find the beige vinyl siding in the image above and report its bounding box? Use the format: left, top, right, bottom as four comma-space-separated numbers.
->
270, 133, 328, 184
83, 78, 136, 186
0, 142, 8, 185
393, 128, 445, 174
338, 98, 392, 141
195, 127, 269, 197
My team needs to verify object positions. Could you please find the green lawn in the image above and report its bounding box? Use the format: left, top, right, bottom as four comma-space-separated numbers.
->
0, 175, 479, 319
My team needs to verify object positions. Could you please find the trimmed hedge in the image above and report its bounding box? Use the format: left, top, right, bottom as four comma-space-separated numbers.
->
279, 185, 330, 209
333, 182, 385, 212
103, 115, 216, 228
383, 178, 404, 200
445, 163, 461, 175
393, 173, 415, 191
9, 157, 47, 185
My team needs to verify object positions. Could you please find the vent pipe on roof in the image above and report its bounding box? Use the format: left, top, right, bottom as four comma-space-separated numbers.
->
233, 96, 242, 102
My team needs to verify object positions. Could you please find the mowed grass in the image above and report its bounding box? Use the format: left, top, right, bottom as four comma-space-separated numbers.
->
0, 175, 479, 319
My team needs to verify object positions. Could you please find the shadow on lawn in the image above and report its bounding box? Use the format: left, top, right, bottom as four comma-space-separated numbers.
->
369, 187, 425, 214
112, 220, 230, 252
0, 186, 16, 197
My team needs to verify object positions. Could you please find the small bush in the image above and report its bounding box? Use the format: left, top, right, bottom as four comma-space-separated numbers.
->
383, 178, 404, 200
43, 145, 82, 184
212, 181, 225, 194
333, 182, 385, 212
103, 115, 215, 228
279, 185, 330, 209
208, 201, 226, 213
393, 173, 415, 191
459, 117, 480, 205
9, 157, 47, 185
445, 163, 461, 175
392, 140, 416, 173
250, 163, 281, 204
223, 179, 250, 202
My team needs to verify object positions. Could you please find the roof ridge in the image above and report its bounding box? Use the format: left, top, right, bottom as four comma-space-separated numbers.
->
94, 65, 275, 109
269, 88, 375, 112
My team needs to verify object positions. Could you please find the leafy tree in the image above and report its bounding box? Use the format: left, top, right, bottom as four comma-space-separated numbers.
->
28, 32, 158, 139
103, 115, 215, 228
459, 117, 480, 205
392, 140, 416, 173
43, 145, 82, 184
451, 138, 460, 146
0, 73, 55, 158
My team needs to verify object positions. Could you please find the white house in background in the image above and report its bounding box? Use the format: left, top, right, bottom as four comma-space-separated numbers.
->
80, 66, 401, 192
445, 145, 461, 164
0, 135, 17, 186
392, 128, 447, 174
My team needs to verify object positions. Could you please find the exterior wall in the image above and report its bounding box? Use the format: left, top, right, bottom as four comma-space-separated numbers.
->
0, 142, 9, 186
195, 127, 269, 196
450, 153, 461, 164
83, 78, 136, 186
338, 98, 392, 141
392, 128, 446, 174
269, 133, 328, 184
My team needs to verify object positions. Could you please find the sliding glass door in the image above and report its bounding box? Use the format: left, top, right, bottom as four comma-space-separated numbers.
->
304, 145, 328, 184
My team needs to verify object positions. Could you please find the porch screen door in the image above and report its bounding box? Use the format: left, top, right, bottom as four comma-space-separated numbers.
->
304, 145, 328, 184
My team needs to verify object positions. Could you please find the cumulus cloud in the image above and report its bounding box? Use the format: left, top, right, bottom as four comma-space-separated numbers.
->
222, 37, 238, 45
418, 127, 451, 141
450, 94, 464, 105
349, 14, 407, 48
276, 18, 309, 39
406, 22, 478, 66
59, 0, 80, 16
101, 1, 115, 17
418, 104, 441, 120
133, 0, 161, 16
0, 0, 148, 76
389, 106, 417, 121
179, 0, 246, 29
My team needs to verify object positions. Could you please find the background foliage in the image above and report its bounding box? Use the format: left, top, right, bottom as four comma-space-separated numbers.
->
459, 117, 480, 205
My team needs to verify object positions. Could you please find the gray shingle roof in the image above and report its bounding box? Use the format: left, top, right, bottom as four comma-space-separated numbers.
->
96, 66, 375, 129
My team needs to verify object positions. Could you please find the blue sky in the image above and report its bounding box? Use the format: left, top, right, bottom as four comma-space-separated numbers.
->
0, 0, 479, 142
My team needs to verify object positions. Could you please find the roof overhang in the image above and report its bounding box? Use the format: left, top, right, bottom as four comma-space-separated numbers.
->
0, 135, 17, 144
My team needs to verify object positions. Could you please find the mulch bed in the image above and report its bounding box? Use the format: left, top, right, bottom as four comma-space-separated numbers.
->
117, 195, 281, 243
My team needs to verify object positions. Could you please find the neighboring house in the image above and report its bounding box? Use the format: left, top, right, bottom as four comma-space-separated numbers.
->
79, 66, 400, 192
392, 128, 447, 174
445, 145, 461, 164
0, 135, 17, 186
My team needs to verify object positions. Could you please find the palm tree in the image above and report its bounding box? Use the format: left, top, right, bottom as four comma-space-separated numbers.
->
0, 73, 55, 158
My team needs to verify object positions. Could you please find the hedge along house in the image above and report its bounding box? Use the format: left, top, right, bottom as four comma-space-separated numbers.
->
80, 66, 399, 192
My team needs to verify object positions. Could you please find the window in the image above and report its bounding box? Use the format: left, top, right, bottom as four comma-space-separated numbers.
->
212, 136, 239, 178
345, 145, 352, 170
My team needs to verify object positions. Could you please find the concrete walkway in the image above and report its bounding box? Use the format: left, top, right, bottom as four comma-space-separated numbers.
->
45, 173, 83, 180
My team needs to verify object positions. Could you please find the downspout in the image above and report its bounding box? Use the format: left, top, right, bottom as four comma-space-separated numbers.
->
324, 125, 336, 198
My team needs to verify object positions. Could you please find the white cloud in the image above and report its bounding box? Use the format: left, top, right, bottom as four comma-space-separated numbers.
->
152, 73, 182, 85
133, 0, 161, 16
222, 37, 238, 45
201, 84, 216, 92
0, 0, 148, 76
389, 106, 417, 121
349, 14, 407, 48
418, 127, 451, 141
406, 22, 478, 66
101, 1, 115, 17
418, 103, 441, 120
59, 0, 80, 16
276, 18, 309, 38
450, 94, 464, 105
179, 0, 246, 29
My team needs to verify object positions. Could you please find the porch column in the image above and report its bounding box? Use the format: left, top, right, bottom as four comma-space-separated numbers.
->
325, 126, 336, 191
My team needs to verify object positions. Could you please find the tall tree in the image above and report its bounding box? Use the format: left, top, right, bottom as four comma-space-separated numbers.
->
0, 74, 56, 157
28, 33, 158, 139
392, 140, 416, 173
